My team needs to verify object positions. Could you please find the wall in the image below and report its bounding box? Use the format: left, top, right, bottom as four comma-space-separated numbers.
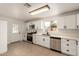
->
0, 16, 25, 44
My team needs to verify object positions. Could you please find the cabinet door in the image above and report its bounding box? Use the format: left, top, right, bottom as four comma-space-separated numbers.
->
34, 35, 43, 45
64, 15, 76, 29
53, 17, 64, 29
36, 36, 50, 48
42, 37, 50, 48
23, 34, 27, 41
35, 35, 40, 44
35, 35, 43, 45
38, 36, 43, 45
33, 34, 36, 44
77, 14, 79, 29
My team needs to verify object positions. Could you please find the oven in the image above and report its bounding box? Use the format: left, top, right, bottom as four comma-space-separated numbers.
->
27, 32, 37, 43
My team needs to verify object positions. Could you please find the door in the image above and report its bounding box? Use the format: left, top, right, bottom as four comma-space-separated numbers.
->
0, 21, 7, 53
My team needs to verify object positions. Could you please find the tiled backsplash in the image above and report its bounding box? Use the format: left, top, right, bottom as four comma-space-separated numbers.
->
36, 27, 79, 37
57, 29, 79, 36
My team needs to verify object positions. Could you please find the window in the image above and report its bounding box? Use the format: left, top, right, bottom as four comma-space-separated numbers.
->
40, 21, 50, 30
44, 21, 50, 29
45, 21, 50, 27
12, 24, 19, 33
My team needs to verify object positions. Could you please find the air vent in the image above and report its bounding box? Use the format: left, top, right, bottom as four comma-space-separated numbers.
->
24, 3, 31, 8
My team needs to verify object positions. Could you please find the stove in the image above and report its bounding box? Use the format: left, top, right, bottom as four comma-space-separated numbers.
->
27, 32, 37, 43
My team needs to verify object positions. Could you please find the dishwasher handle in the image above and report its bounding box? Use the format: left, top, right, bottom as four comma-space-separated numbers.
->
50, 37, 61, 39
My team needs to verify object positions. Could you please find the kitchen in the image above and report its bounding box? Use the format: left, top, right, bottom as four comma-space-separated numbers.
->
26, 14, 79, 56
0, 3, 79, 56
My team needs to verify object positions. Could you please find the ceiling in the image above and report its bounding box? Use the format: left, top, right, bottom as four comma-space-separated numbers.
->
0, 3, 79, 21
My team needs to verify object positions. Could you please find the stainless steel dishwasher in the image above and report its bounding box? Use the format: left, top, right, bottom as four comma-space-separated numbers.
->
50, 37, 61, 51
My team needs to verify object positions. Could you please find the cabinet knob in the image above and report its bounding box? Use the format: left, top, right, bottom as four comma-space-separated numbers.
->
77, 25, 79, 29
76, 41, 78, 45
24, 35, 25, 37
64, 25, 67, 29
43, 38, 45, 41
67, 40, 69, 41
67, 44, 69, 46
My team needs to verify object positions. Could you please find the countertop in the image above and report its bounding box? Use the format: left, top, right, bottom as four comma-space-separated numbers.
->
50, 34, 79, 41
34, 33, 79, 41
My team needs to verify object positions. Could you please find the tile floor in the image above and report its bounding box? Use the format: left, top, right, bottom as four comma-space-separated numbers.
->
0, 41, 66, 56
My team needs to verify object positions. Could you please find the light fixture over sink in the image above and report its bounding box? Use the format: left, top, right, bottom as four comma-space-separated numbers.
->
29, 5, 50, 15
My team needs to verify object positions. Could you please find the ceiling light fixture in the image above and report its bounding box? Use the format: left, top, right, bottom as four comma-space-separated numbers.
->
29, 5, 50, 15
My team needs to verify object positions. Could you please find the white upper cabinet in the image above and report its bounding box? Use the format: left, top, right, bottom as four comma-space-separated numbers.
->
63, 15, 76, 29
26, 14, 76, 30
53, 15, 76, 29
53, 16, 64, 29
77, 14, 79, 29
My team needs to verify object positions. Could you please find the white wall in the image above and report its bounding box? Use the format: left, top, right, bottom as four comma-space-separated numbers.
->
0, 16, 25, 44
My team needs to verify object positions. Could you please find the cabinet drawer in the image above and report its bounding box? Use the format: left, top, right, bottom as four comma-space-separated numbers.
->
61, 47, 76, 55
61, 39, 76, 46
61, 39, 75, 43
61, 39, 77, 55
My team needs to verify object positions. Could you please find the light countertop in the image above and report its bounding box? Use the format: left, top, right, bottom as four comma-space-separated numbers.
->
50, 34, 79, 41
34, 33, 79, 41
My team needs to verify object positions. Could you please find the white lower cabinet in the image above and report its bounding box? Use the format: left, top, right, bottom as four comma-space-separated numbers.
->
33, 35, 40, 44
33, 35, 42, 45
23, 34, 27, 41
61, 39, 77, 56
33, 35, 50, 48
40, 36, 50, 48
33, 34, 36, 44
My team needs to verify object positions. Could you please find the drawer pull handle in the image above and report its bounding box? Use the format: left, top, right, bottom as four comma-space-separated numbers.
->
77, 25, 79, 29
67, 40, 69, 41
64, 26, 67, 29
67, 44, 69, 46
66, 50, 69, 52
43, 38, 45, 41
